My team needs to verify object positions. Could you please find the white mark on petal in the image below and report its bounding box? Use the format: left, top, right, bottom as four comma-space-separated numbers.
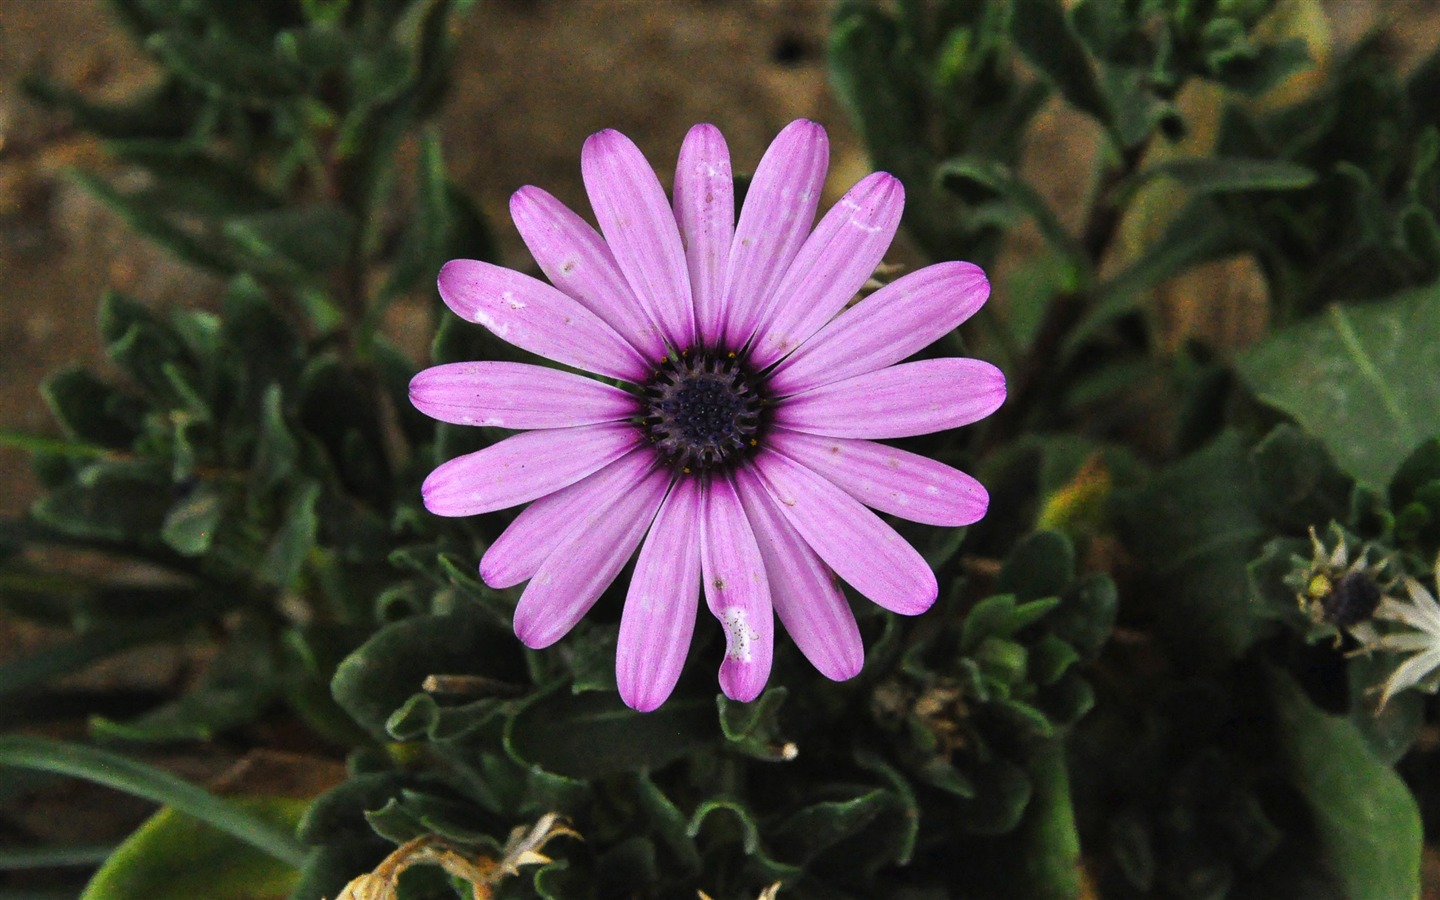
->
470, 308, 509, 337
721, 606, 758, 662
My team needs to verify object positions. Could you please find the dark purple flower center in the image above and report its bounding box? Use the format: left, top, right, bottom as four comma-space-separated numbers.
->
1322, 571, 1382, 626
642, 350, 765, 472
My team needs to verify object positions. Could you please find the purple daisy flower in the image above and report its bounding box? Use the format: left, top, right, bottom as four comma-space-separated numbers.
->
411, 120, 1004, 711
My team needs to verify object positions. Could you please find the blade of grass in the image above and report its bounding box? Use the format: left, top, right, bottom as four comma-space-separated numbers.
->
0, 844, 114, 870
0, 737, 306, 867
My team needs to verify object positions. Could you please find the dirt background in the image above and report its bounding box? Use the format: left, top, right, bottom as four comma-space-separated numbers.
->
1, 0, 1438, 890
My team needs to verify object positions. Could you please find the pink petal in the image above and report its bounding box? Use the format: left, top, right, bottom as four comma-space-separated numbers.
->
582, 129, 696, 349
768, 429, 988, 526
422, 422, 641, 517
510, 186, 669, 362
774, 358, 1007, 440
746, 172, 904, 369
768, 262, 990, 395
700, 476, 774, 702
721, 119, 828, 349
512, 466, 671, 648
733, 466, 863, 681
618, 479, 702, 712
480, 449, 657, 589
753, 449, 936, 615
672, 124, 735, 347
409, 361, 639, 430
437, 259, 649, 382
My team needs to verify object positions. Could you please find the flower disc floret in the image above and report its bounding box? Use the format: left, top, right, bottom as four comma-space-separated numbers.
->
643, 351, 766, 473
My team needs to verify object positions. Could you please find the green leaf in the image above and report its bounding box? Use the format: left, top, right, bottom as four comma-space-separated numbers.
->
1238, 286, 1440, 490
75, 173, 233, 273
145, 29, 304, 101
261, 481, 321, 589
79, 798, 306, 900
505, 688, 715, 779
23, 76, 198, 141
1390, 437, 1440, 546
960, 594, 1019, 655
220, 276, 303, 404
384, 692, 502, 743
1133, 157, 1316, 195
997, 530, 1075, 602
1348, 654, 1424, 766
223, 206, 355, 279
770, 790, 897, 867
955, 757, 1034, 835
1101, 66, 1181, 148
160, 484, 224, 556
828, 4, 924, 168
108, 141, 281, 217
1047, 574, 1117, 662
1029, 634, 1080, 686
0, 737, 305, 866
717, 686, 788, 744
377, 128, 451, 305
938, 157, 1084, 265
330, 606, 525, 737
684, 798, 802, 880
97, 292, 190, 395
252, 384, 300, 495
31, 462, 174, 544
1011, 738, 1081, 900
1116, 432, 1271, 668
1010, 0, 1111, 133
1248, 425, 1354, 533
1070, 199, 1239, 357
853, 751, 920, 866
632, 773, 701, 876
41, 368, 142, 449
1269, 668, 1421, 899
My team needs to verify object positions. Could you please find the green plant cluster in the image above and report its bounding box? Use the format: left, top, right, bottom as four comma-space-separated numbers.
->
2, 0, 1440, 898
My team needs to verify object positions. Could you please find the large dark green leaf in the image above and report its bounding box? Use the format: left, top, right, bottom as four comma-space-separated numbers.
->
1116, 432, 1271, 669
505, 688, 715, 779
1239, 286, 1440, 490
1269, 669, 1421, 899
1248, 425, 1355, 532
79, 798, 306, 900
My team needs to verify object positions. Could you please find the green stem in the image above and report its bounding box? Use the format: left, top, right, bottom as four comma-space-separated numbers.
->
1017, 738, 1083, 900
